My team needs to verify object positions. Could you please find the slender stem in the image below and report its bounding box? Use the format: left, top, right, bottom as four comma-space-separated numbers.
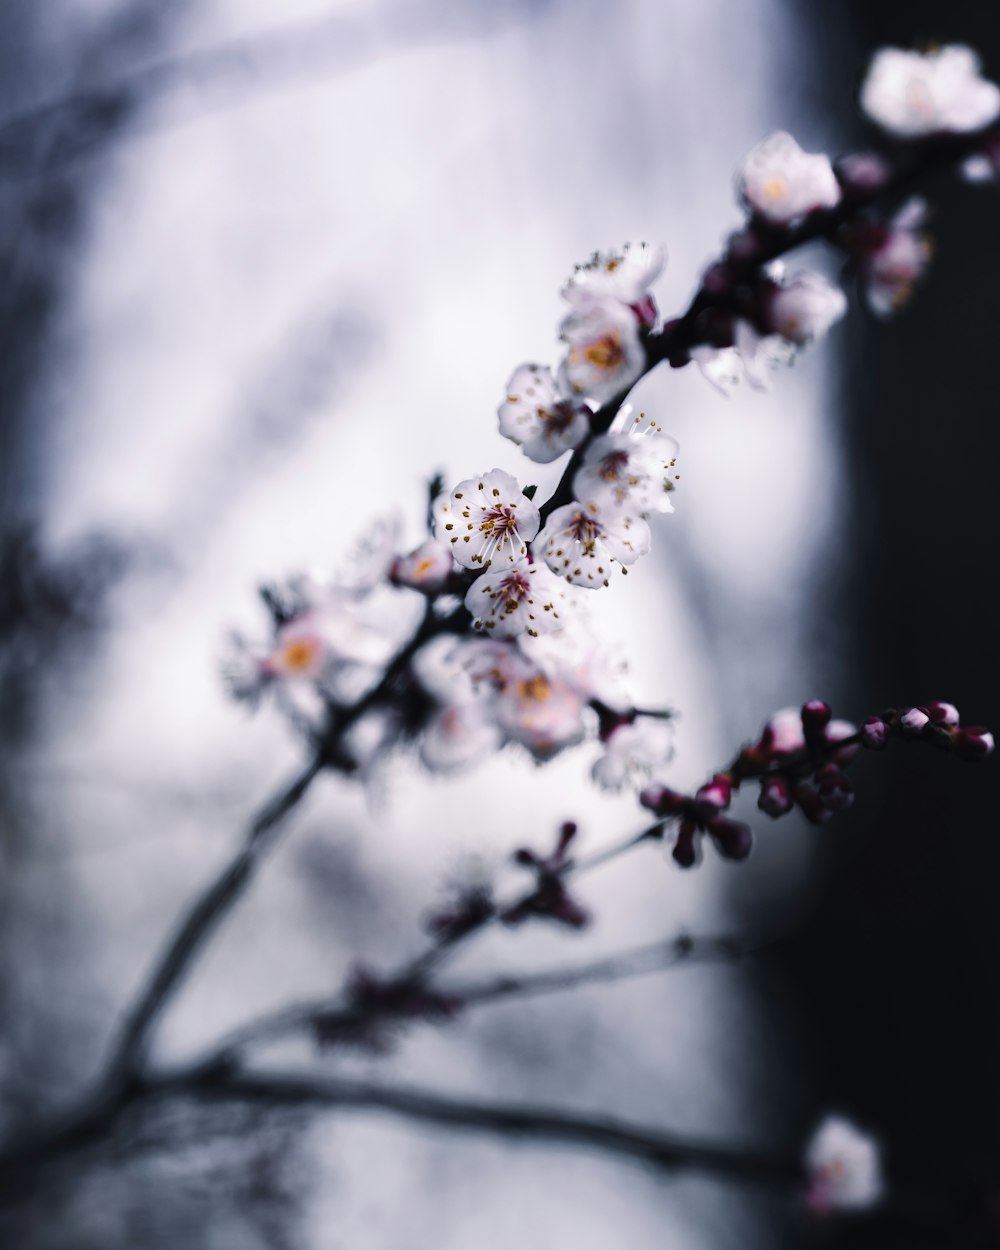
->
108, 755, 325, 1079
184, 1067, 802, 1188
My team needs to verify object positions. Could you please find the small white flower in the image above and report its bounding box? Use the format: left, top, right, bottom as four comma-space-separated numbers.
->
465, 559, 570, 639
421, 702, 502, 773
266, 616, 331, 681
493, 662, 590, 759
521, 614, 631, 713
534, 499, 651, 588
574, 428, 680, 515
690, 345, 743, 395
860, 199, 931, 318
498, 364, 590, 463
592, 718, 675, 792
558, 297, 647, 406
861, 45, 1000, 137
434, 469, 540, 570
561, 242, 665, 309
733, 319, 795, 391
805, 1116, 883, 1214
739, 131, 840, 225
766, 272, 848, 346
391, 538, 455, 592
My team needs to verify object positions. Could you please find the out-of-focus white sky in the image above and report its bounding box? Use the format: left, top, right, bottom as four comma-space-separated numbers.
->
2, 2, 852, 1245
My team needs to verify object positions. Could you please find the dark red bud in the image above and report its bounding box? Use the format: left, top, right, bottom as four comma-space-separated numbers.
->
640, 784, 688, 817
801, 700, 832, 737
707, 815, 753, 861
672, 819, 700, 869
793, 782, 834, 826
953, 726, 995, 762
860, 716, 889, 750
926, 701, 960, 726
695, 773, 733, 810
758, 774, 793, 818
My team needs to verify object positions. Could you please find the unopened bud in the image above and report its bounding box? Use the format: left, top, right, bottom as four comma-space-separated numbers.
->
860, 717, 889, 750
672, 818, 700, 869
696, 773, 733, 810
640, 784, 688, 817
899, 707, 930, 735
836, 152, 891, 193
925, 701, 960, 727
793, 782, 834, 826
758, 774, 793, 818
953, 726, 995, 762
815, 763, 854, 812
801, 700, 832, 739
706, 815, 753, 861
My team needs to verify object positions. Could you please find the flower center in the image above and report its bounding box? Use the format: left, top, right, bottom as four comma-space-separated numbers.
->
596, 449, 631, 481
581, 334, 625, 371
516, 675, 552, 703
763, 175, 786, 202
276, 636, 322, 675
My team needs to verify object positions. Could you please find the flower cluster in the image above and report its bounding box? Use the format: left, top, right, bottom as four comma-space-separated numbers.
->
805, 1116, 883, 1214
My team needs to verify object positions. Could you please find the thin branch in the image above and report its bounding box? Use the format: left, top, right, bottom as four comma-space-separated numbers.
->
108, 755, 325, 1079
177, 931, 776, 1065
185, 1067, 801, 1189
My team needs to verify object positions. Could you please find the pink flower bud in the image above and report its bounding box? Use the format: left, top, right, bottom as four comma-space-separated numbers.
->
815, 763, 854, 812
793, 782, 834, 826
696, 773, 733, 810
836, 152, 891, 192
926, 701, 960, 726
706, 815, 753, 861
953, 726, 995, 761
640, 784, 688, 817
758, 774, 794, 818
672, 819, 700, 868
899, 707, 930, 735
860, 716, 889, 749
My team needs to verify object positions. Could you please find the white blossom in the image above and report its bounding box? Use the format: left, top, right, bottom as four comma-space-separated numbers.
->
766, 272, 848, 345
498, 364, 590, 463
573, 428, 680, 515
805, 1116, 883, 1214
492, 659, 590, 759
465, 559, 571, 639
266, 616, 332, 681
738, 131, 840, 225
534, 499, 651, 588
421, 702, 503, 773
434, 469, 540, 570
861, 45, 1000, 137
558, 297, 646, 406
690, 345, 743, 395
391, 538, 455, 592
860, 199, 931, 318
592, 718, 675, 792
733, 319, 795, 391
561, 242, 665, 309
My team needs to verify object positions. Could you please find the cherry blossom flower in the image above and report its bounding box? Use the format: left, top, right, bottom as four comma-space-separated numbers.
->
266, 616, 330, 681
434, 469, 540, 570
493, 662, 590, 759
592, 718, 675, 792
861, 45, 1000, 138
421, 702, 503, 773
573, 428, 680, 515
805, 1116, 883, 1214
690, 345, 743, 395
390, 538, 454, 593
765, 271, 848, 345
465, 558, 571, 639
857, 199, 932, 318
732, 319, 795, 391
534, 499, 651, 588
497, 364, 590, 463
561, 242, 665, 317
558, 297, 647, 406
738, 131, 840, 225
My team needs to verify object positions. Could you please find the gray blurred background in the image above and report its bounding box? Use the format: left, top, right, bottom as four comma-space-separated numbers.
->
0, 1, 996, 1247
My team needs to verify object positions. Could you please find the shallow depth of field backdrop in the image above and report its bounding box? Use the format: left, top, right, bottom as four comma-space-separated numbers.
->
0, 2, 998, 1248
